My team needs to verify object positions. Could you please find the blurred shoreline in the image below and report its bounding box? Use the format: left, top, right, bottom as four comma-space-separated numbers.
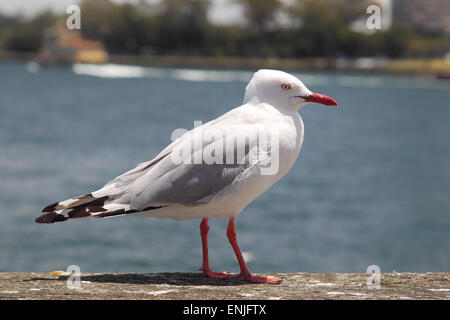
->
1, 50, 450, 79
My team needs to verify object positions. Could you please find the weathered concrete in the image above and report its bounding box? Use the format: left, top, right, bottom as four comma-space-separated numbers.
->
0, 272, 449, 300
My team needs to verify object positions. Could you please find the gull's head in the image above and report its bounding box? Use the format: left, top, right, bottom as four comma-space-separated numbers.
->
244, 69, 338, 110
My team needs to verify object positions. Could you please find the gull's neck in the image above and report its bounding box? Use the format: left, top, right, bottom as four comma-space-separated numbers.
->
246, 96, 300, 118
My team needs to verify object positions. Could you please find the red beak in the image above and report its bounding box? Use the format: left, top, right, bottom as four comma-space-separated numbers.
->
301, 92, 338, 106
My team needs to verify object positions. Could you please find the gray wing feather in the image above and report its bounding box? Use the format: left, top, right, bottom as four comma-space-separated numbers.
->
131, 162, 247, 209
129, 134, 252, 209
93, 109, 260, 212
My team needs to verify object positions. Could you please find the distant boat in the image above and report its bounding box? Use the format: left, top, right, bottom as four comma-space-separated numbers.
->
36, 22, 108, 65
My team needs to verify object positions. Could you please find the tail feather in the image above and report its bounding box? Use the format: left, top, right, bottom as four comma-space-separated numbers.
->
37, 194, 108, 223
41, 194, 106, 213
36, 194, 162, 224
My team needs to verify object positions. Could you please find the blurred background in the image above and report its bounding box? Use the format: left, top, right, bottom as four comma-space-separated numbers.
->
0, 0, 449, 274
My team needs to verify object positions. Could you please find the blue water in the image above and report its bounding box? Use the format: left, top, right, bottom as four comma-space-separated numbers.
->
0, 61, 449, 274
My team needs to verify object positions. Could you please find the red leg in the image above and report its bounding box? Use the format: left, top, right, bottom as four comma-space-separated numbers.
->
226, 216, 282, 284
199, 218, 239, 279
199, 218, 210, 271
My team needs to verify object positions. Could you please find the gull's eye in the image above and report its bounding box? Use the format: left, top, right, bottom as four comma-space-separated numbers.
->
281, 83, 291, 90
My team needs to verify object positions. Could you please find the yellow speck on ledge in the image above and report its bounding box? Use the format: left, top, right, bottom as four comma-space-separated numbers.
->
51, 270, 71, 276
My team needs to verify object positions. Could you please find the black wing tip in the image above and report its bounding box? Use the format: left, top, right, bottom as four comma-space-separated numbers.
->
36, 199, 164, 223
35, 212, 68, 224
41, 194, 96, 213
41, 202, 59, 213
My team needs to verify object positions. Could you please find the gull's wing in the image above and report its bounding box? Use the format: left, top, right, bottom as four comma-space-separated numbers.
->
98, 113, 260, 210
37, 105, 270, 223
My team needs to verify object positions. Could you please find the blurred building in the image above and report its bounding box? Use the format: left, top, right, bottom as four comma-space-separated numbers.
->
393, 0, 450, 34
38, 23, 108, 64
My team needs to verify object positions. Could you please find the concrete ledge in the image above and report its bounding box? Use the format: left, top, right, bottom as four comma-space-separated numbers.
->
0, 272, 449, 300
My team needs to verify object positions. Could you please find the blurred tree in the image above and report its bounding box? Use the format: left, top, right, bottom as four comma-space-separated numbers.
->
79, 0, 114, 40
289, 0, 366, 57
204, 25, 242, 56
234, 0, 283, 56
2, 11, 56, 52
383, 24, 412, 58
339, 30, 384, 57
80, 0, 157, 54
104, 3, 144, 53
235, 0, 282, 34
156, 0, 210, 54
0, 13, 17, 48
0, 0, 437, 59
290, 0, 342, 56
337, 0, 370, 24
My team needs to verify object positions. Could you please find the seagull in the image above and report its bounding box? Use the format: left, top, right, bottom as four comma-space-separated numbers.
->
36, 69, 338, 284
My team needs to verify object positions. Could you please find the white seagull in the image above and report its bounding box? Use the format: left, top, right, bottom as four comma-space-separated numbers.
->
36, 69, 338, 284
